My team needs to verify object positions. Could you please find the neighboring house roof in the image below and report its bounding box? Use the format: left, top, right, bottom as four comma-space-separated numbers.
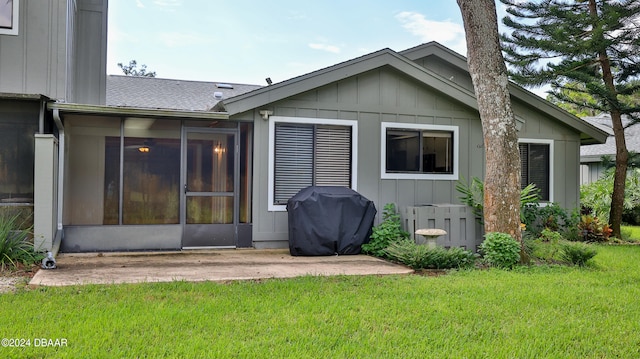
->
580, 113, 640, 162
106, 75, 261, 112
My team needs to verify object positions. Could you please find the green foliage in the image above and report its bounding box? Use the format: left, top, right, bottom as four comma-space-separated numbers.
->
456, 176, 540, 224
525, 231, 598, 266
0, 214, 41, 270
480, 232, 521, 269
362, 203, 409, 258
621, 225, 640, 242
581, 168, 640, 225
577, 215, 612, 243
559, 242, 598, 267
539, 228, 564, 243
521, 202, 579, 239
455, 176, 484, 220
384, 239, 477, 270
500, 0, 640, 117
117, 60, 157, 77
547, 82, 640, 118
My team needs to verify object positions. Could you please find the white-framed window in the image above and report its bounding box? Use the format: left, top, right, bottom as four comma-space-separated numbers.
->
268, 116, 358, 211
519, 138, 553, 202
381, 122, 459, 180
0, 0, 19, 36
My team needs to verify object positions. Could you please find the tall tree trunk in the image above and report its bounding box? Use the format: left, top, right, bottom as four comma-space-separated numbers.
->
588, 0, 628, 238
457, 0, 522, 245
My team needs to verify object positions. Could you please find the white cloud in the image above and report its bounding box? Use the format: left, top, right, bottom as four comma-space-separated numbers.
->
135, 0, 145, 8
308, 43, 341, 54
395, 11, 467, 55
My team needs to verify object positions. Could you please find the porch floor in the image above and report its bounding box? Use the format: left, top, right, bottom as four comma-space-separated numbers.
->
29, 249, 413, 286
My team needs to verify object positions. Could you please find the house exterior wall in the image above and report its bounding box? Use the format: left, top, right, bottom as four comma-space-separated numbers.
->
0, 0, 107, 104
580, 162, 606, 185
241, 66, 584, 249
511, 98, 582, 208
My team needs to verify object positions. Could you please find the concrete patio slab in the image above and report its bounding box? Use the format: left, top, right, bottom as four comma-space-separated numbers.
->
30, 249, 414, 286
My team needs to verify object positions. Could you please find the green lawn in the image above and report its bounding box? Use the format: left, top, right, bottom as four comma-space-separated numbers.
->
622, 225, 640, 241
2, 246, 640, 358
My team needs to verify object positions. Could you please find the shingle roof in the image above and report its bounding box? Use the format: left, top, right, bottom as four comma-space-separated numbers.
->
580, 113, 640, 161
106, 75, 261, 111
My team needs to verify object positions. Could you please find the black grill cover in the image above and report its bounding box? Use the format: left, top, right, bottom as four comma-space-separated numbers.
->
286, 186, 377, 256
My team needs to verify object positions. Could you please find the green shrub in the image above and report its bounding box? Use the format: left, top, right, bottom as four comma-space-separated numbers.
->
522, 203, 579, 239
580, 168, 640, 224
0, 214, 42, 271
559, 242, 598, 266
362, 203, 409, 258
480, 232, 521, 269
539, 228, 563, 243
384, 239, 476, 270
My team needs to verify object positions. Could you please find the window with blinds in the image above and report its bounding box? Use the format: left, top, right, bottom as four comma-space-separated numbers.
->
519, 143, 550, 201
273, 123, 352, 204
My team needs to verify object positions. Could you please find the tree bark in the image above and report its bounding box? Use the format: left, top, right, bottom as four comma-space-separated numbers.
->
457, 0, 522, 243
587, 0, 627, 238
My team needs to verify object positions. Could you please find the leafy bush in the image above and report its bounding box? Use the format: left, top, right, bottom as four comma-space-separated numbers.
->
521, 203, 579, 239
559, 242, 598, 266
0, 214, 41, 270
480, 232, 521, 269
538, 228, 564, 243
362, 203, 409, 258
384, 239, 477, 270
577, 215, 612, 242
581, 168, 640, 224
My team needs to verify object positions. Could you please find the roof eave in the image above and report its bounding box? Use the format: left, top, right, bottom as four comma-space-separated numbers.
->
507, 84, 608, 145
0, 92, 50, 101
48, 102, 229, 120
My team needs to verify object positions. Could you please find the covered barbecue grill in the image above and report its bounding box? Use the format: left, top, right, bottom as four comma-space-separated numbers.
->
286, 186, 377, 256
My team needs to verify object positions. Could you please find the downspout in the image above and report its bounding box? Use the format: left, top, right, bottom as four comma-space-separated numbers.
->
38, 99, 45, 134
52, 108, 65, 252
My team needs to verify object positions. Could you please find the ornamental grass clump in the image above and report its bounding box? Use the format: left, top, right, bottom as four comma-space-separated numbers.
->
559, 242, 598, 266
384, 239, 476, 270
0, 214, 41, 271
480, 232, 521, 269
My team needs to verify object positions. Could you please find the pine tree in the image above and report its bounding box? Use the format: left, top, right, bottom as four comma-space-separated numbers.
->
500, 0, 640, 238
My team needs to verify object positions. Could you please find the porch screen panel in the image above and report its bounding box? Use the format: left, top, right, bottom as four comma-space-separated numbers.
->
122, 119, 181, 225
274, 124, 313, 204
0, 112, 37, 202
315, 125, 351, 187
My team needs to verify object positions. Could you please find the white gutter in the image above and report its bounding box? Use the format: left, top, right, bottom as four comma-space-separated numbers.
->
52, 108, 65, 250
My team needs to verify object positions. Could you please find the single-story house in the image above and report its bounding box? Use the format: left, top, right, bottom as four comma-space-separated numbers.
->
580, 114, 640, 184
0, 0, 608, 254
45, 42, 607, 252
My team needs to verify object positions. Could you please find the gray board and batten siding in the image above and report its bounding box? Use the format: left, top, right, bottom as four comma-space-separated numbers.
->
223, 44, 605, 249
0, 0, 107, 104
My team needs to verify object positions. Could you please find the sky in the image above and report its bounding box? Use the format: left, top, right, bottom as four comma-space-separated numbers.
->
107, 0, 518, 89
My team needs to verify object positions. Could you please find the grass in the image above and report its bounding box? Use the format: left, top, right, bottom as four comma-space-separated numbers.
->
622, 225, 640, 241
1, 246, 640, 358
